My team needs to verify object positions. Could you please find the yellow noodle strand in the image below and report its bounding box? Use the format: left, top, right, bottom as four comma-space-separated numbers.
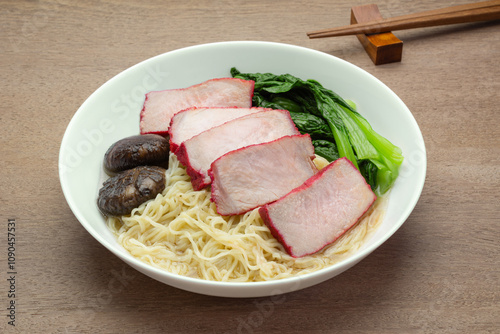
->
106, 153, 387, 282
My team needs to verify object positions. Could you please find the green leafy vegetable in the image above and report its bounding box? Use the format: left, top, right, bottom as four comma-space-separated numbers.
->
288, 112, 333, 141
312, 139, 339, 162
231, 67, 403, 195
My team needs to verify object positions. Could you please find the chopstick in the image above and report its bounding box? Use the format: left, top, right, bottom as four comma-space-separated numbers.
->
307, 0, 500, 38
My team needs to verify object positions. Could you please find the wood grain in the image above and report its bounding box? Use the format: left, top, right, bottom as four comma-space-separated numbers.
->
1, 0, 499, 333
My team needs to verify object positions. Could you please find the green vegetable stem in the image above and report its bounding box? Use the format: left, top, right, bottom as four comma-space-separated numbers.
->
231, 67, 404, 195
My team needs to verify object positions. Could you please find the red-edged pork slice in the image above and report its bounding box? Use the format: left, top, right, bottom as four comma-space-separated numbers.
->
209, 134, 318, 216
175, 109, 300, 190
169, 107, 270, 153
140, 78, 254, 135
259, 157, 377, 258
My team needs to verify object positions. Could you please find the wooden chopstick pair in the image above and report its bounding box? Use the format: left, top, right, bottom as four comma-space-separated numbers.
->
307, 0, 500, 39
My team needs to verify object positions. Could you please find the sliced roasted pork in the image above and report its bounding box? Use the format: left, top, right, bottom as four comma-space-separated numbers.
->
209, 134, 318, 216
175, 109, 300, 190
169, 107, 269, 153
140, 78, 254, 135
259, 157, 376, 258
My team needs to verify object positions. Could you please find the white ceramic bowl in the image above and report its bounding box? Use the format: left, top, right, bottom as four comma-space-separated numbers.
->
59, 41, 426, 298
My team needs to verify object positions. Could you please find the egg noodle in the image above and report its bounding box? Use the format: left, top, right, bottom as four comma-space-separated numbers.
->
106, 153, 387, 282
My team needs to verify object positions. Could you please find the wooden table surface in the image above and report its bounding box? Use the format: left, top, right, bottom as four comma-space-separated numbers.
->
1, 0, 499, 333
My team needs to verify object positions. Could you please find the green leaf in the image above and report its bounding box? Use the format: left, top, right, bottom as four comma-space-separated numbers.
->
231, 67, 403, 194
312, 140, 339, 162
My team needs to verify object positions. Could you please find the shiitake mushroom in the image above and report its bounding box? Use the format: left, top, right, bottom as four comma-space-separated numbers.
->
97, 166, 166, 216
104, 134, 170, 174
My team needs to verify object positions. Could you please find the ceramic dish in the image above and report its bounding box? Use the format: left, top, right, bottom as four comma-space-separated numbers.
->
59, 41, 426, 298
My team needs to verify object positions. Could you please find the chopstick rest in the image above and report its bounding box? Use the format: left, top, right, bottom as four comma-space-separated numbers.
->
351, 4, 403, 65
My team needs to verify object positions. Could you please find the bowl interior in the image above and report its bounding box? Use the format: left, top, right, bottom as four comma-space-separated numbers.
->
59, 41, 426, 297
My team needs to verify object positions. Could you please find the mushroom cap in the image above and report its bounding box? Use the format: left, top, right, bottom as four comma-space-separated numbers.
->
97, 165, 167, 216
104, 134, 170, 174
